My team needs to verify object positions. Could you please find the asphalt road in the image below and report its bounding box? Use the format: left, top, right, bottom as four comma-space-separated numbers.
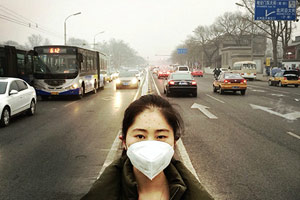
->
0, 73, 299, 200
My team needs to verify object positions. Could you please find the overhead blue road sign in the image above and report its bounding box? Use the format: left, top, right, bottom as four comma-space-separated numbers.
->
255, 0, 297, 21
177, 48, 188, 54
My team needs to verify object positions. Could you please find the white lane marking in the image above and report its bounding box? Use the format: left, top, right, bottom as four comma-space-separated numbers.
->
176, 139, 199, 181
295, 99, 299, 102
151, 72, 161, 96
248, 85, 291, 94
250, 104, 300, 121
151, 73, 200, 181
251, 89, 265, 92
191, 103, 218, 119
64, 102, 76, 108
271, 94, 285, 97
98, 77, 147, 177
287, 132, 300, 140
206, 94, 225, 104
97, 131, 122, 178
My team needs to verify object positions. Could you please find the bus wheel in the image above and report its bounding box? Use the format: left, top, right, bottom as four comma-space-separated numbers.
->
79, 85, 84, 99
93, 80, 97, 94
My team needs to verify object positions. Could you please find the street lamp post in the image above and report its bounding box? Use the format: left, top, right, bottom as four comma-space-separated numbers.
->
64, 12, 81, 45
93, 31, 105, 49
235, 3, 254, 61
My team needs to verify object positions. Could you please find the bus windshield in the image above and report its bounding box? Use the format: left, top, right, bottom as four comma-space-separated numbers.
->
34, 54, 79, 79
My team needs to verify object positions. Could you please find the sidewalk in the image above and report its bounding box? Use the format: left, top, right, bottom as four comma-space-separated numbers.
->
256, 73, 269, 82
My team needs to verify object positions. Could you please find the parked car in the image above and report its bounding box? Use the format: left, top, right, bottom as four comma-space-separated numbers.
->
0, 77, 37, 127
213, 72, 247, 95
115, 71, 139, 89
268, 70, 300, 87
164, 72, 197, 97
191, 69, 203, 77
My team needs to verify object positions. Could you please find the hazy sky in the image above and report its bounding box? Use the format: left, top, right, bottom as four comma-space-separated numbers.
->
1, 0, 298, 62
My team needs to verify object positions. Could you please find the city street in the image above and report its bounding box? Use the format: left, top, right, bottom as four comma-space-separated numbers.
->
0, 72, 299, 200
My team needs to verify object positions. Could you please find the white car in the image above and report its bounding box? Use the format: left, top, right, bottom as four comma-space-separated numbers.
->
0, 77, 37, 127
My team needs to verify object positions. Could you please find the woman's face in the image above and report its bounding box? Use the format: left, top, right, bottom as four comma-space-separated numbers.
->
125, 108, 175, 148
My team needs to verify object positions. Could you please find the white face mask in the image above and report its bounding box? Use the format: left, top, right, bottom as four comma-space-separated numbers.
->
127, 140, 174, 180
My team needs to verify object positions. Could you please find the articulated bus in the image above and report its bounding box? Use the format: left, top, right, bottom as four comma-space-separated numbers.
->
33, 45, 107, 99
0, 45, 35, 84
232, 61, 257, 80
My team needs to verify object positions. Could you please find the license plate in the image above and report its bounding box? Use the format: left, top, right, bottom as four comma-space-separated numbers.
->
179, 82, 188, 85
232, 86, 239, 89
51, 92, 59, 95
123, 82, 129, 86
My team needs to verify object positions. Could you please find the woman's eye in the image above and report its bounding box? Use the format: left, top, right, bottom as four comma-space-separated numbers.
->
157, 135, 167, 139
135, 135, 145, 139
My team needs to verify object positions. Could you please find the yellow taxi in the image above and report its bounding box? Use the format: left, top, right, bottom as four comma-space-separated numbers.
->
268, 70, 300, 88
213, 72, 247, 95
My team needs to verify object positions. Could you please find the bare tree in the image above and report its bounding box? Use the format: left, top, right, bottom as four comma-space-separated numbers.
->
240, 0, 298, 66
26, 34, 44, 49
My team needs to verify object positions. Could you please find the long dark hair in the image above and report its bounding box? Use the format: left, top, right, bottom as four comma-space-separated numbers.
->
122, 95, 184, 141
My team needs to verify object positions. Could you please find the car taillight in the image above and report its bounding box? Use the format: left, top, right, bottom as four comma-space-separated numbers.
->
284, 77, 287, 80
242, 79, 247, 84
192, 80, 197, 85
241, 73, 244, 75
224, 79, 229, 83
169, 80, 175, 85
254, 73, 256, 75
298, 77, 300, 80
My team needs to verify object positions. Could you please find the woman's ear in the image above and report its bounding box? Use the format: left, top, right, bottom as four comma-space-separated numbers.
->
119, 135, 127, 150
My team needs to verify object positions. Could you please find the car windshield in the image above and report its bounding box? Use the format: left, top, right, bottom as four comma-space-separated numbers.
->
0, 81, 8, 94
224, 73, 243, 79
171, 73, 192, 80
119, 71, 137, 77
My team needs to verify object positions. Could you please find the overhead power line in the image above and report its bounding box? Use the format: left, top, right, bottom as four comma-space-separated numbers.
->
0, 4, 64, 39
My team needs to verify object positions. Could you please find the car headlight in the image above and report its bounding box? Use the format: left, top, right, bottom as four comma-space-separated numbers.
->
131, 78, 138, 84
116, 79, 121, 84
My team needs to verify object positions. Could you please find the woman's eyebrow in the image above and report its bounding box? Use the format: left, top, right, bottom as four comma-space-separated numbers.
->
156, 129, 171, 133
132, 128, 147, 133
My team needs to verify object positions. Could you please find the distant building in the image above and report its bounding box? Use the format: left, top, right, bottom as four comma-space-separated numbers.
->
219, 34, 267, 73
282, 36, 300, 69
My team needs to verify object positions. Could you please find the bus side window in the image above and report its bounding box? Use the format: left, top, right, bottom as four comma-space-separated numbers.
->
25, 55, 33, 74
17, 53, 25, 75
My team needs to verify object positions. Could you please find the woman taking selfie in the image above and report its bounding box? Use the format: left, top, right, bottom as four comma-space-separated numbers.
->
81, 94, 213, 200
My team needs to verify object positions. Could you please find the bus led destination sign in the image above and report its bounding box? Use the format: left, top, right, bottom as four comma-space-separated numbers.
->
255, 0, 296, 21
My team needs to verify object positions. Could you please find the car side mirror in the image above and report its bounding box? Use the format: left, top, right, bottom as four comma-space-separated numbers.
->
10, 90, 18, 95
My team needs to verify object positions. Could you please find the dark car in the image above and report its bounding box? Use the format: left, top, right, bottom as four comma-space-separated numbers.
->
163, 72, 197, 97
